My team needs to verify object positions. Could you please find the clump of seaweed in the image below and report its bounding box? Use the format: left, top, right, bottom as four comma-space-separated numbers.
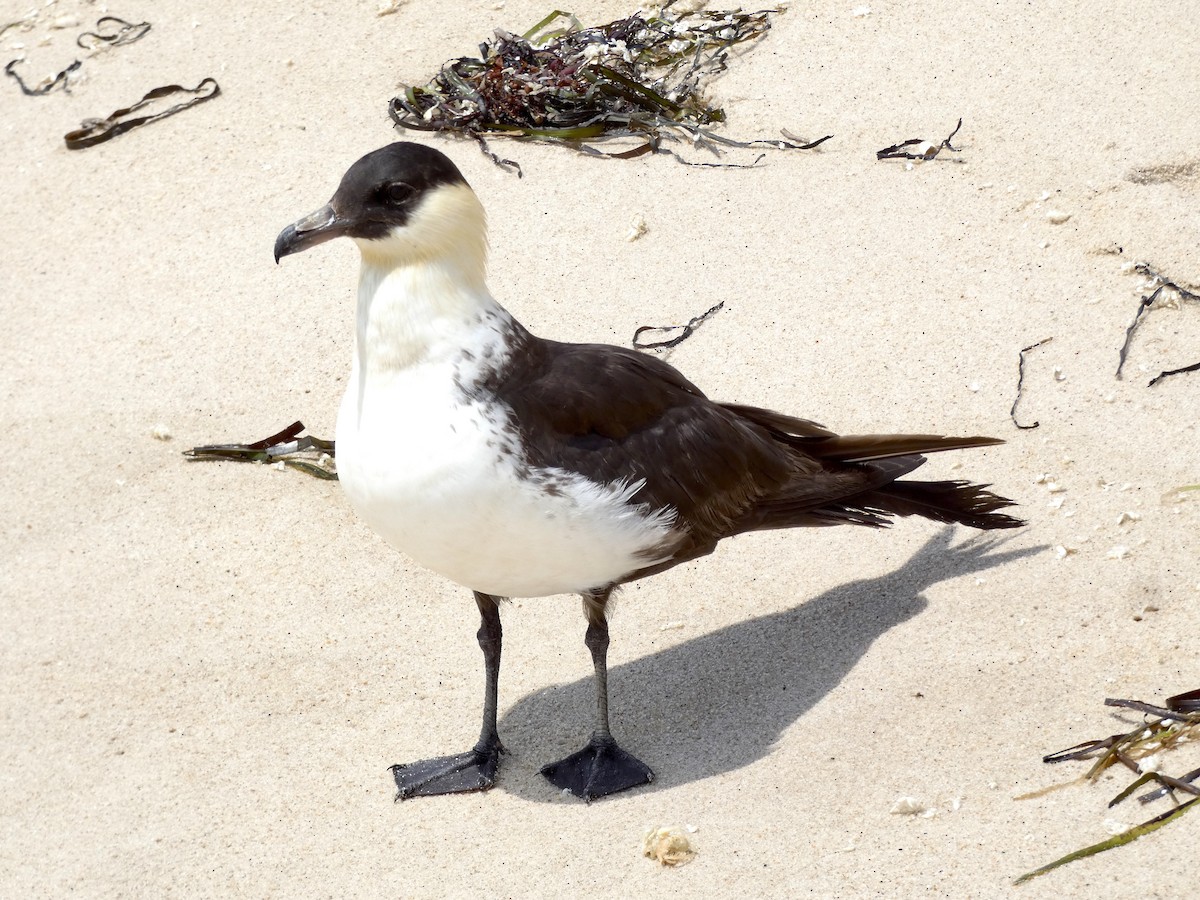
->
388, 4, 831, 174
184, 421, 337, 480
1016, 689, 1200, 884
1117, 263, 1200, 385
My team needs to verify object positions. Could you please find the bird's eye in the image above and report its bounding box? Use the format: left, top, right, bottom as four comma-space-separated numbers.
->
383, 182, 415, 205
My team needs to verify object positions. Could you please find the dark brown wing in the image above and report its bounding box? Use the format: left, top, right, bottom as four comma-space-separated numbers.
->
480, 329, 1021, 583
487, 335, 913, 547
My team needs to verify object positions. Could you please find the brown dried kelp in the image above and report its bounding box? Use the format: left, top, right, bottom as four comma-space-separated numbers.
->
1148, 360, 1200, 387
388, 6, 831, 174
633, 300, 725, 350
76, 16, 151, 51
1015, 689, 1200, 884
876, 117, 962, 162
65, 77, 220, 149
1117, 263, 1200, 384
4, 57, 80, 95
184, 420, 337, 480
1010, 337, 1052, 430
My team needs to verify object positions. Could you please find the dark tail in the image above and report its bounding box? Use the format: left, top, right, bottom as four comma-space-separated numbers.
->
723, 403, 1024, 532
855, 480, 1024, 530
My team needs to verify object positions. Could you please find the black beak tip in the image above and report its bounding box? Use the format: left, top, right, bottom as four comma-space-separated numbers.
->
273, 226, 296, 265
273, 205, 340, 264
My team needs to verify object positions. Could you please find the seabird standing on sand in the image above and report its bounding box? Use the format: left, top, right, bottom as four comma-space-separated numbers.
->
274, 142, 1022, 801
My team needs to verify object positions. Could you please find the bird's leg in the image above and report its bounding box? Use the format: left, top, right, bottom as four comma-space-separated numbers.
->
391, 591, 505, 799
540, 588, 654, 801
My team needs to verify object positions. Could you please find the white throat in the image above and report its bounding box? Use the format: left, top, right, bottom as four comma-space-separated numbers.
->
351, 181, 499, 378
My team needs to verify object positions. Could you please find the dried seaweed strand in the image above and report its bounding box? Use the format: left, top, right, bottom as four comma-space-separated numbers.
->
633, 301, 725, 350
1015, 798, 1197, 885
4, 57, 81, 95
77, 16, 152, 50
1017, 690, 1200, 884
876, 117, 963, 161
1010, 337, 1052, 429
1137, 764, 1200, 804
1116, 263, 1200, 382
389, 6, 829, 173
184, 421, 338, 480
65, 78, 221, 149
1147, 360, 1200, 388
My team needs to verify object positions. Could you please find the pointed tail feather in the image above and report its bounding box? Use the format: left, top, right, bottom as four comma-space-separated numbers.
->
859, 480, 1024, 530
805, 434, 1004, 463
724, 404, 1006, 462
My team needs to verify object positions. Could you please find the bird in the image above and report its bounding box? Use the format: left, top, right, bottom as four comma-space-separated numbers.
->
273, 141, 1023, 802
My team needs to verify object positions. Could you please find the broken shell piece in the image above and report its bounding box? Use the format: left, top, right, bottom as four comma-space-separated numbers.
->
967, 381, 981, 392
1105, 545, 1131, 560
1047, 497, 1064, 510
851, 5, 872, 17
890, 796, 936, 817
1103, 819, 1131, 836
642, 826, 697, 866
1138, 753, 1163, 774
1053, 545, 1076, 559
1046, 482, 1066, 493
1046, 210, 1071, 224
626, 214, 648, 242
151, 423, 173, 441
1053, 367, 1066, 381
1116, 511, 1141, 525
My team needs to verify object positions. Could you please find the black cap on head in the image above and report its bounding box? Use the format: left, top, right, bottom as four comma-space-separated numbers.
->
275, 142, 470, 262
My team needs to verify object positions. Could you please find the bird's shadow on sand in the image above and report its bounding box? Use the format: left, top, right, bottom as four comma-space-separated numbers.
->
496, 528, 1043, 801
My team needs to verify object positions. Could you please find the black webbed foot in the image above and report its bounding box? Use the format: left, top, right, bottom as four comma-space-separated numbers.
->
391, 742, 503, 800
540, 736, 654, 801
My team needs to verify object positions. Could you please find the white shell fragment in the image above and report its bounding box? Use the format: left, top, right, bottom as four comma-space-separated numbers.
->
851, 5, 872, 17
626, 214, 648, 242
1116, 511, 1141, 525
890, 796, 937, 817
1105, 545, 1131, 560
1046, 210, 1071, 224
1054, 545, 1077, 559
642, 826, 697, 866
151, 424, 173, 441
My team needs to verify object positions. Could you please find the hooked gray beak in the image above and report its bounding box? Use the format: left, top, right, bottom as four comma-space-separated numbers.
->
274, 204, 351, 263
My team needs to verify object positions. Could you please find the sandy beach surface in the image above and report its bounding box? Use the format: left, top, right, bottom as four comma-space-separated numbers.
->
3, 1, 1198, 896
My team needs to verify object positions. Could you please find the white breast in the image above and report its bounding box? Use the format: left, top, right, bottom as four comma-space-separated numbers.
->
335, 353, 678, 598
338, 216, 678, 598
